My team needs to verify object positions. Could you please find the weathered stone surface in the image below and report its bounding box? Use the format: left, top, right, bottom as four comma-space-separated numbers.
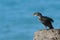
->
33, 29, 60, 40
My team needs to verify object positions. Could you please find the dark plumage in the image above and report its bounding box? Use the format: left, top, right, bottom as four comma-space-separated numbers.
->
33, 12, 54, 29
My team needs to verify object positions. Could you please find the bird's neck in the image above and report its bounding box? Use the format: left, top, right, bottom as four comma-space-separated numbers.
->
38, 16, 42, 19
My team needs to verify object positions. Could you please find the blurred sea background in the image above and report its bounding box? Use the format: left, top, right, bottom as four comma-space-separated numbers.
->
0, 0, 60, 40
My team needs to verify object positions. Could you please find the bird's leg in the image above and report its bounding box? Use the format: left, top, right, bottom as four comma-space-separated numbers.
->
44, 26, 49, 30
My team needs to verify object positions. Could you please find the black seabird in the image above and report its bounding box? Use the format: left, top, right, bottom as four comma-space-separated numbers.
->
33, 12, 54, 29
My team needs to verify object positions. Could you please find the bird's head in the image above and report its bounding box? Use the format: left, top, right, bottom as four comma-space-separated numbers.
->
33, 12, 42, 17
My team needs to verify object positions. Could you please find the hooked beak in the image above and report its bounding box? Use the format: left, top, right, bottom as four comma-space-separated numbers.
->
33, 14, 37, 16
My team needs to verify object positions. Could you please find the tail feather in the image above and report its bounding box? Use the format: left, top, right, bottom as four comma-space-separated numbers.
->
49, 24, 54, 29
49, 26, 54, 29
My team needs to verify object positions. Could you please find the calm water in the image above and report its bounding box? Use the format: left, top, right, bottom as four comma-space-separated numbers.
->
0, 0, 60, 40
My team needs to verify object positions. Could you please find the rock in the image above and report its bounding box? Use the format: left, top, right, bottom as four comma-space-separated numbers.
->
33, 29, 60, 40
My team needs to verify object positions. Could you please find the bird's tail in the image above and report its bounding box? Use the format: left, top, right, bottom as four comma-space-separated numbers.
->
49, 24, 54, 29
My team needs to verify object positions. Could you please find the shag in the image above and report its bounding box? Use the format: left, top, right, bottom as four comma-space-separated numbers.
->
33, 12, 54, 29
